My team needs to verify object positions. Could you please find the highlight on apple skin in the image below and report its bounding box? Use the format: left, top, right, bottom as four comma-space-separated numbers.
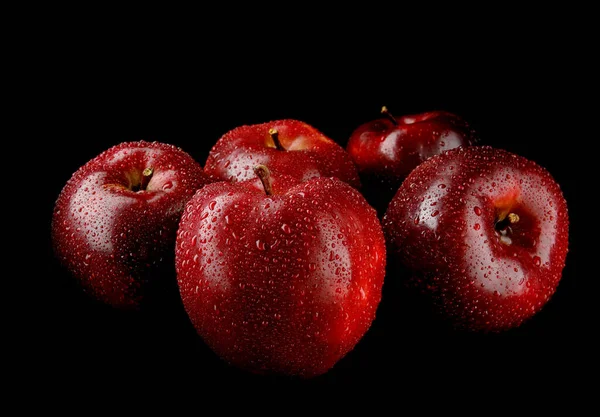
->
383, 146, 569, 332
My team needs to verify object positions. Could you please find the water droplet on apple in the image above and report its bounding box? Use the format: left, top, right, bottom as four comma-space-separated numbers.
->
474, 207, 482, 216
533, 256, 541, 267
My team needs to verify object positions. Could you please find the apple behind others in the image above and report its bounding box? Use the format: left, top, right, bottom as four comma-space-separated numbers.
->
347, 107, 478, 214
205, 119, 361, 188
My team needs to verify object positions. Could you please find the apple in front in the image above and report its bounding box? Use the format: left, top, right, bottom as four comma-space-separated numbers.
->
383, 146, 568, 331
347, 107, 478, 214
52, 141, 209, 308
176, 166, 385, 377
204, 119, 360, 188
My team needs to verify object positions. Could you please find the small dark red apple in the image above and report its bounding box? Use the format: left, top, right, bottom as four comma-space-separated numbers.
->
52, 141, 209, 308
383, 146, 568, 331
347, 107, 478, 214
204, 119, 360, 188
176, 165, 385, 377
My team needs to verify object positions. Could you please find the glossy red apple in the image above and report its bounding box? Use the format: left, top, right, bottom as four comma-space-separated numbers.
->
52, 141, 209, 308
347, 107, 478, 214
176, 165, 385, 377
383, 146, 568, 332
204, 119, 360, 188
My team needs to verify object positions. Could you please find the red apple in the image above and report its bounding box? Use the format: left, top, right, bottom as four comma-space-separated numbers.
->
383, 146, 569, 331
52, 141, 209, 309
347, 107, 478, 214
204, 119, 360, 188
176, 165, 385, 377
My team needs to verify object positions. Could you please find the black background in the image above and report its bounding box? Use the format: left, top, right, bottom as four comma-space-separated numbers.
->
30, 23, 586, 402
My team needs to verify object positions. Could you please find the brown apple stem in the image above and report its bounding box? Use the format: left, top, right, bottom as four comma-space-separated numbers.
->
269, 128, 286, 151
381, 106, 398, 125
254, 165, 273, 196
139, 167, 154, 191
496, 212, 519, 232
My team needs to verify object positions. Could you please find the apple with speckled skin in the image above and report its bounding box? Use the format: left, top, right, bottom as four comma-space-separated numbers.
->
347, 107, 478, 215
176, 165, 385, 377
52, 141, 210, 309
383, 146, 568, 331
204, 119, 360, 188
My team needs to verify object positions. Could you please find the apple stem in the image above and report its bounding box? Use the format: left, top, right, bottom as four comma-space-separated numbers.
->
254, 165, 273, 196
139, 167, 154, 191
381, 106, 398, 125
269, 128, 286, 151
496, 212, 520, 233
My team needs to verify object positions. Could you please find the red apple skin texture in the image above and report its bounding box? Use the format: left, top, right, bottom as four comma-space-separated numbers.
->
347, 111, 477, 213
176, 176, 385, 377
52, 141, 209, 308
204, 119, 361, 188
382, 146, 568, 332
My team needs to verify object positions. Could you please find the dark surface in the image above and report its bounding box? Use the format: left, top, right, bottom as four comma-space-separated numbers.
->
33, 43, 584, 400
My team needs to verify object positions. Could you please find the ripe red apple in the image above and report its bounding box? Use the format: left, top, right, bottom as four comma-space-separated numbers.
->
383, 146, 568, 331
176, 165, 385, 377
52, 141, 209, 309
347, 107, 478, 214
204, 119, 361, 188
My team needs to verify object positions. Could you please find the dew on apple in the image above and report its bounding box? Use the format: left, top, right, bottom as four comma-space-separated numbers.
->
383, 146, 568, 331
53, 141, 209, 308
175, 174, 384, 377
